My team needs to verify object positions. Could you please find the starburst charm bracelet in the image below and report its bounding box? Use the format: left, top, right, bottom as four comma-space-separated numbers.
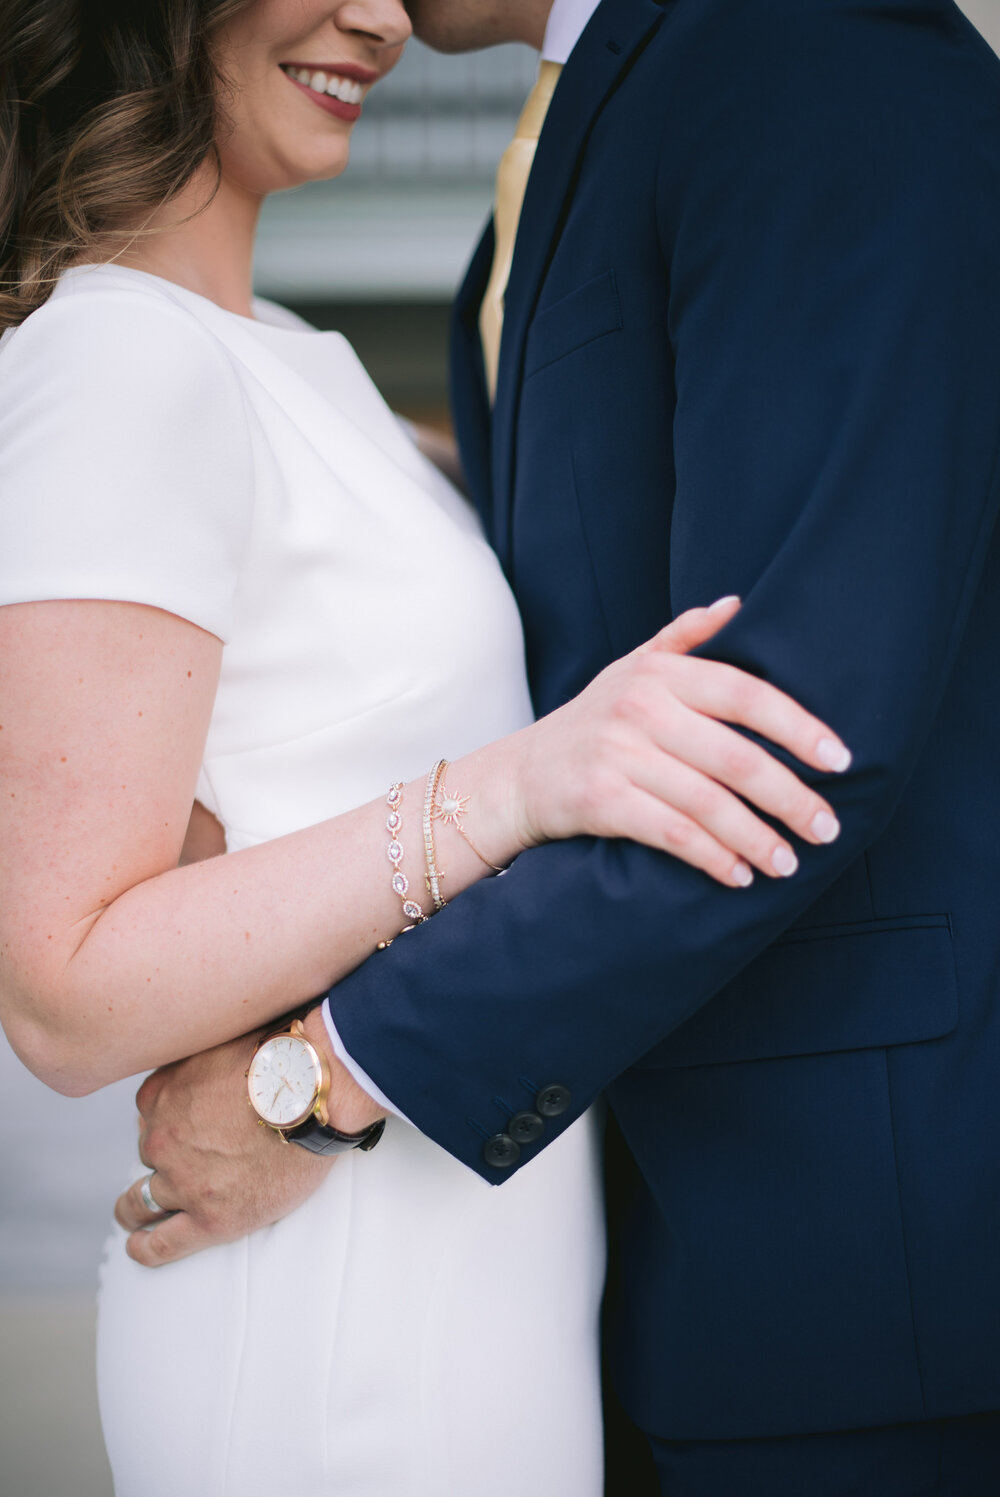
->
432, 761, 508, 875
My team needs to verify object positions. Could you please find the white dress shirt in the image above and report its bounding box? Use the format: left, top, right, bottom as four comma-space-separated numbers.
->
542, 0, 602, 62
324, 0, 604, 1117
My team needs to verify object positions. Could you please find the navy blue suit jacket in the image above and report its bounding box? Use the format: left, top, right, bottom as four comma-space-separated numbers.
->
330, 0, 1000, 1439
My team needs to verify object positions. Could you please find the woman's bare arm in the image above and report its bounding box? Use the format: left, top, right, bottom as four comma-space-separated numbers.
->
0, 596, 849, 1097
0, 599, 528, 1094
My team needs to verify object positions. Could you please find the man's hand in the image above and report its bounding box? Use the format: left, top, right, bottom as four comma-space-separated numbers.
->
114, 1006, 383, 1266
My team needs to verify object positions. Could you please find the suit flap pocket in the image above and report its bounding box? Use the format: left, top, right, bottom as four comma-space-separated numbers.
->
635, 916, 958, 1070
523, 270, 623, 378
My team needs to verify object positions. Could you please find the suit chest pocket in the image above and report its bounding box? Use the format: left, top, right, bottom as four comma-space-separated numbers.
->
523, 270, 623, 379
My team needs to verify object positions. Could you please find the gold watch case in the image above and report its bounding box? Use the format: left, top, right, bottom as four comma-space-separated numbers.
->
246, 1019, 332, 1132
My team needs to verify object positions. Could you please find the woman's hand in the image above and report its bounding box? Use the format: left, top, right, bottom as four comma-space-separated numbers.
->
510, 596, 851, 888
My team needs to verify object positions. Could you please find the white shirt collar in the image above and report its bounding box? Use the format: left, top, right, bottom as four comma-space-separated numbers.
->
541, 0, 602, 64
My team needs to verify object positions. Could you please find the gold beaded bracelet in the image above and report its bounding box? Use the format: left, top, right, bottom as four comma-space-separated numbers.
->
422, 759, 449, 911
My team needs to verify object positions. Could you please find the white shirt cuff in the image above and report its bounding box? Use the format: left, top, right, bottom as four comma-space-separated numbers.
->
321, 999, 411, 1123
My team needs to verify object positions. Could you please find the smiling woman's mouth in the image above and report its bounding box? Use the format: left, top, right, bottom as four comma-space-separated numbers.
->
280, 63, 376, 123
282, 64, 365, 104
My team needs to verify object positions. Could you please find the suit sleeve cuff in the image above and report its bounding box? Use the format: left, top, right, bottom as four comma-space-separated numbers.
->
321, 998, 412, 1123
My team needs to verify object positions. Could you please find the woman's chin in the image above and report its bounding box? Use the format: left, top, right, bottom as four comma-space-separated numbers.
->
267, 146, 353, 193
221, 138, 353, 197
307, 150, 353, 185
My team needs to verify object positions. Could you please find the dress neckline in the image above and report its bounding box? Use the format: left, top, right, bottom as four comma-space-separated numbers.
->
61, 262, 327, 338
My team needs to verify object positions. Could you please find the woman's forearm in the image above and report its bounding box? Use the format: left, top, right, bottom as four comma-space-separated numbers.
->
9, 736, 525, 1096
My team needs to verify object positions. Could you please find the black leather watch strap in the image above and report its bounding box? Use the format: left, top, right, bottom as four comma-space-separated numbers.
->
283, 1114, 386, 1156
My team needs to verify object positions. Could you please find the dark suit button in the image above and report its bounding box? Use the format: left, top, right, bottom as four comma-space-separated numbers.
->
536, 1084, 571, 1118
508, 1111, 544, 1144
483, 1133, 521, 1169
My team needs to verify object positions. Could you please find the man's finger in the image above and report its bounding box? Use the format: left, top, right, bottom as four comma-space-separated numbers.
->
125, 1212, 225, 1269
114, 1173, 177, 1233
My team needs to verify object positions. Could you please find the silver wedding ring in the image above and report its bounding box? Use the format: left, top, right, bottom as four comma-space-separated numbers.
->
139, 1173, 168, 1216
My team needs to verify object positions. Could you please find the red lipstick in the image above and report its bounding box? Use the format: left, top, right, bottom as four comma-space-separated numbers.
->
280, 62, 378, 124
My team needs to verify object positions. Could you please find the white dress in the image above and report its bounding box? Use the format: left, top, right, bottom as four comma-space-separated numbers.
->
0, 265, 605, 1496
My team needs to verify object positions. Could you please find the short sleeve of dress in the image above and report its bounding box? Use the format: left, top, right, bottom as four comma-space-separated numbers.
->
0, 285, 255, 641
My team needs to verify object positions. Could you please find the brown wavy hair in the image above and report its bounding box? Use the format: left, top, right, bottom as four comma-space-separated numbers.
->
0, 0, 253, 330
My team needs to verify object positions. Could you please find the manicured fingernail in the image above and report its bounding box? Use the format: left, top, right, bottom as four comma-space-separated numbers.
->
709, 594, 741, 611
818, 738, 852, 773
732, 861, 754, 887
811, 811, 840, 844
772, 846, 799, 877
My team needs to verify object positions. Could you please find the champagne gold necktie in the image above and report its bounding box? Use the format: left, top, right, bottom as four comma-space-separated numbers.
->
479, 60, 564, 403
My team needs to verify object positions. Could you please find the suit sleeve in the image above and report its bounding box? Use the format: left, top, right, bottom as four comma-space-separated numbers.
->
326, 0, 1000, 1180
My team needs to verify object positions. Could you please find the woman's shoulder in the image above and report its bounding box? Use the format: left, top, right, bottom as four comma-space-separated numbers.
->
0, 266, 257, 642
0, 266, 253, 465
2, 266, 241, 389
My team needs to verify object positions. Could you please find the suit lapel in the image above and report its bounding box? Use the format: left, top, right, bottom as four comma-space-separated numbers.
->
491, 0, 671, 568
450, 221, 495, 530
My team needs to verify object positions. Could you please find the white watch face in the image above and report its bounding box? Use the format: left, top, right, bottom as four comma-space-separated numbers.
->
247, 1035, 321, 1128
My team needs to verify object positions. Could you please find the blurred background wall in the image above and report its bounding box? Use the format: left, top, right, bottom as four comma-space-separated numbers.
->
2, 8, 999, 1495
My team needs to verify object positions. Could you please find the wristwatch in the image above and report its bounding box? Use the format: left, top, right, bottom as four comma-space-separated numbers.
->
246, 1018, 386, 1156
